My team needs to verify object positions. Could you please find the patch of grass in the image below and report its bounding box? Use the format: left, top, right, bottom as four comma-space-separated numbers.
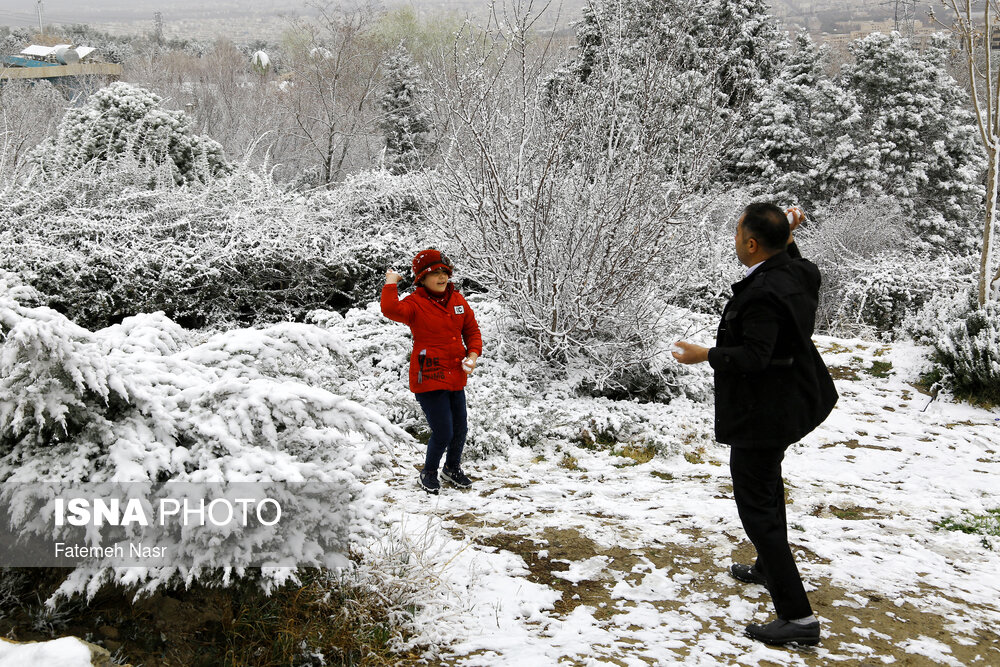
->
916, 367, 944, 393
650, 471, 674, 481
828, 366, 860, 381
613, 443, 656, 465
866, 360, 893, 378
572, 420, 618, 451
559, 452, 581, 471
532, 454, 547, 464
683, 448, 705, 465
227, 571, 416, 666
935, 509, 1000, 537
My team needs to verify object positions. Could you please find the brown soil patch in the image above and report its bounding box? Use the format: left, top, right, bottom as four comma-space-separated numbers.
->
819, 439, 902, 452
0, 568, 414, 667
829, 366, 861, 381
477, 527, 624, 617
809, 582, 1000, 666
0, 571, 236, 666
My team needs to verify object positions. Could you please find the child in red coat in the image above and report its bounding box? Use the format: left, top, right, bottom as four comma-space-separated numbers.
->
381, 249, 483, 494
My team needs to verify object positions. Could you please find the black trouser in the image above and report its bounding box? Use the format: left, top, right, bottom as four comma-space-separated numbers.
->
730, 445, 813, 621
415, 389, 467, 473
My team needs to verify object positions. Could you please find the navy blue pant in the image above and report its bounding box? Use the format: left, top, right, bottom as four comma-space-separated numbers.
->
730, 446, 813, 621
415, 390, 467, 473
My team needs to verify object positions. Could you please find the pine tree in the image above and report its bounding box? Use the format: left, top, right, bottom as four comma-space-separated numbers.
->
701, 0, 787, 109
550, 0, 788, 186
554, 0, 785, 111
379, 45, 432, 175
737, 34, 868, 206
842, 32, 985, 252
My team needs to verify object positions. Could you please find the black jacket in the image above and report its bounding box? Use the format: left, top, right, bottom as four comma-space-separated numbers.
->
707, 243, 838, 449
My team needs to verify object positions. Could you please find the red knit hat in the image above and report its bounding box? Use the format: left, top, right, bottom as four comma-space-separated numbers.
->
412, 248, 454, 283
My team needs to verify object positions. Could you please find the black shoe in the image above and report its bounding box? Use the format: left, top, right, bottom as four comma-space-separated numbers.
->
745, 618, 820, 646
440, 467, 473, 489
419, 470, 440, 495
730, 563, 767, 586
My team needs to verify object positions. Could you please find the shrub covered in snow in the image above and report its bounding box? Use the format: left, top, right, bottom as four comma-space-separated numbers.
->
31, 82, 230, 185
0, 164, 433, 330
0, 271, 410, 599
665, 191, 747, 318
931, 301, 1000, 405
798, 198, 974, 337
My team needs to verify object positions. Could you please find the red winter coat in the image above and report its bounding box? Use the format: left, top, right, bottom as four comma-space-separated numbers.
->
380, 283, 483, 393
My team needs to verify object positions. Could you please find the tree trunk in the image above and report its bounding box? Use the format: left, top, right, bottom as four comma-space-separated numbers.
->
982, 145, 999, 306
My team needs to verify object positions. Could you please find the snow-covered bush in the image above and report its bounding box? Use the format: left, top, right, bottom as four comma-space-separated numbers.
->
931, 301, 1000, 404
798, 198, 972, 337
0, 271, 410, 599
30, 82, 230, 185
437, 1, 739, 385
0, 164, 433, 330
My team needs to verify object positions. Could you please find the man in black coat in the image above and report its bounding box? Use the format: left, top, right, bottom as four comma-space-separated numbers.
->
673, 202, 838, 646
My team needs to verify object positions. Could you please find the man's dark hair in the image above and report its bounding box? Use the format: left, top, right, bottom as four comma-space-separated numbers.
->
741, 202, 790, 252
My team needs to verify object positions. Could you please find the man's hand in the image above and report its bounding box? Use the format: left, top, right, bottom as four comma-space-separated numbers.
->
385, 270, 403, 285
672, 341, 709, 365
786, 206, 805, 246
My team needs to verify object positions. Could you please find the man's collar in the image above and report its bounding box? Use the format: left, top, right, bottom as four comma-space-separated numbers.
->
733, 250, 790, 293
744, 260, 765, 278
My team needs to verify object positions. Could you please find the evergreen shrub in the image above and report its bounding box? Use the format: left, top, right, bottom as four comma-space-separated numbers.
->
0, 271, 407, 598
933, 301, 1000, 405
31, 82, 231, 185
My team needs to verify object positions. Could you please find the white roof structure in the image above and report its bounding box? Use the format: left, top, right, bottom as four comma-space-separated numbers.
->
20, 45, 55, 57
18, 44, 97, 62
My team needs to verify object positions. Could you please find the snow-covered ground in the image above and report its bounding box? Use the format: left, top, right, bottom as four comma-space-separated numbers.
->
374, 338, 1000, 666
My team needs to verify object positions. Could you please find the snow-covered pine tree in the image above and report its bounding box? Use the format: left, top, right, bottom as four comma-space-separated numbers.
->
550, 0, 787, 184
701, 0, 787, 109
736, 34, 869, 206
31, 82, 231, 185
841, 32, 985, 252
379, 45, 433, 174
552, 0, 785, 111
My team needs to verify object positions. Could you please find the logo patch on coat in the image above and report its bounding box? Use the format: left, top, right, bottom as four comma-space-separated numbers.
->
454, 305, 465, 314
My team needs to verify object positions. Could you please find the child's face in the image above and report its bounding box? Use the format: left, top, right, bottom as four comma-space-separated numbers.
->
422, 269, 450, 293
